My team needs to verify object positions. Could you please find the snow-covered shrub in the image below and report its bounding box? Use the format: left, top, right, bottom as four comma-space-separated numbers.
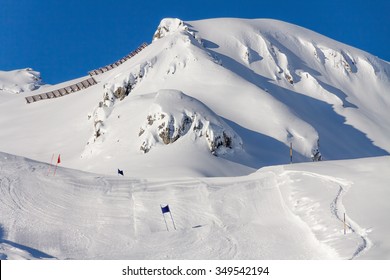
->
311, 140, 322, 161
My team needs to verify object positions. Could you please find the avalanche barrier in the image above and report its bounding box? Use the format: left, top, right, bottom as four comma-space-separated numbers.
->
25, 42, 148, 104
25, 77, 97, 104
88, 43, 148, 76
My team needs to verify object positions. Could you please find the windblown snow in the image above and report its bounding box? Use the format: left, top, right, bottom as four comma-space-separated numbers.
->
0, 17, 389, 259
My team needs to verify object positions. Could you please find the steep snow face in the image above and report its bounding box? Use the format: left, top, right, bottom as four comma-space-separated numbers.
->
138, 90, 243, 155
0, 69, 43, 94
148, 18, 323, 160
185, 18, 390, 154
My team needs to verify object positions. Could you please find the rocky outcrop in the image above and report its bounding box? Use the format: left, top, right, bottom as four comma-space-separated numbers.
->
153, 18, 186, 41
139, 90, 243, 155
87, 61, 152, 145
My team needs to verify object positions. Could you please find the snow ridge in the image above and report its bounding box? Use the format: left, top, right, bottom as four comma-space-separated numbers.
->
0, 68, 43, 94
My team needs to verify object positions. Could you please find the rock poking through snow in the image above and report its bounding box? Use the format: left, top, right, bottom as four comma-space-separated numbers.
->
139, 90, 243, 156
153, 18, 186, 41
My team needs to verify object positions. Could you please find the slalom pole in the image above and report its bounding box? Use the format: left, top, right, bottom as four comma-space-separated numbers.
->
161, 205, 169, 231
290, 142, 293, 164
169, 211, 177, 231
53, 154, 60, 176
46, 153, 54, 176
344, 213, 346, 235
53, 163, 58, 176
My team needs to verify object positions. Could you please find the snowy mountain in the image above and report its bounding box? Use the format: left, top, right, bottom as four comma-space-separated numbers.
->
0, 18, 390, 259
0, 68, 43, 95
0, 18, 389, 177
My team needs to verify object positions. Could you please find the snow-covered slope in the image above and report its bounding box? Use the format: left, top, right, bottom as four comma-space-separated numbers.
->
0, 17, 389, 178
0, 68, 43, 94
1, 152, 389, 259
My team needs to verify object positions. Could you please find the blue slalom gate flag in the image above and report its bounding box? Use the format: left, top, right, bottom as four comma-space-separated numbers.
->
118, 169, 124, 176
160, 204, 176, 231
161, 205, 170, 214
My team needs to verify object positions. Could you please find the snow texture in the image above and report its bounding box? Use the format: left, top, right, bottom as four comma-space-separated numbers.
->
0, 153, 389, 259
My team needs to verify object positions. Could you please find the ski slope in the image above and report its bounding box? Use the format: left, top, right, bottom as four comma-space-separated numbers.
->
1, 152, 389, 259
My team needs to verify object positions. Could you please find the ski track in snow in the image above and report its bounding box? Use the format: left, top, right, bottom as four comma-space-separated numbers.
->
1, 155, 384, 259
130, 179, 240, 259
283, 170, 371, 260
1, 171, 239, 259
330, 185, 369, 259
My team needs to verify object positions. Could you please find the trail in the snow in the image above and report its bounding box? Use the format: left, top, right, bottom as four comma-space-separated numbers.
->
330, 186, 343, 219
282, 170, 371, 260
330, 185, 369, 260
318, 177, 371, 259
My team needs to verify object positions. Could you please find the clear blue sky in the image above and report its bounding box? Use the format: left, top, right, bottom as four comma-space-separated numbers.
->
0, 0, 388, 84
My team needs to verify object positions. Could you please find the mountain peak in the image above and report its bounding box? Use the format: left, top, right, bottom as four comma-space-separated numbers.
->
0, 68, 44, 94
0, 18, 389, 177
153, 18, 186, 41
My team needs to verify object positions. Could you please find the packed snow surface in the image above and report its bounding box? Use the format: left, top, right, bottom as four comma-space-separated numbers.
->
0, 153, 389, 259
